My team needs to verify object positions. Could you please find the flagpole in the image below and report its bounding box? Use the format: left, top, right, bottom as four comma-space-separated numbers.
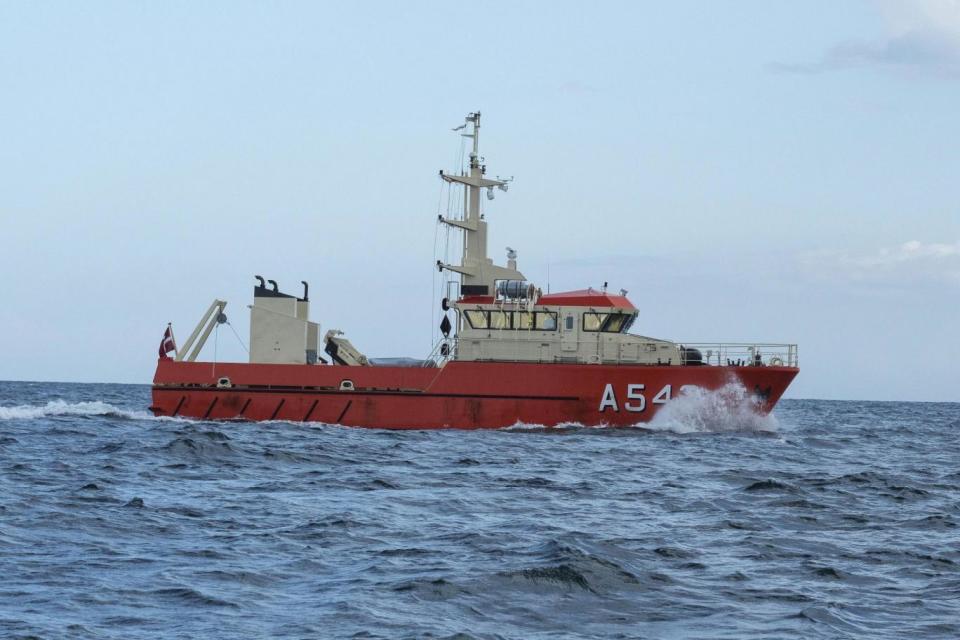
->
168, 322, 179, 359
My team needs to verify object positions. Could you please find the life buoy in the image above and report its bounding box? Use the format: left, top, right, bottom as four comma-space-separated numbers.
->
769, 356, 783, 366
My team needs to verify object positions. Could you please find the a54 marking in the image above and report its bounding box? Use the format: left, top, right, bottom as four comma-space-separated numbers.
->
598, 383, 672, 413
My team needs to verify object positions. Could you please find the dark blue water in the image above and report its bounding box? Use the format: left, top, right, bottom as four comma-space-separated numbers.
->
1, 381, 958, 639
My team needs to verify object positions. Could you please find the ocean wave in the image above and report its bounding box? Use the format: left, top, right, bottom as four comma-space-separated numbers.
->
1, 380, 957, 639
493, 539, 654, 596
0, 399, 184, 422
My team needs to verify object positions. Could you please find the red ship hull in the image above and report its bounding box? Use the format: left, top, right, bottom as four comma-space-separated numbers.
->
151, 359, 798, 429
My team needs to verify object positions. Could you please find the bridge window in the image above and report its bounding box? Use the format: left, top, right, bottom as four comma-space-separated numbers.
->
535, 312, 558, 331
603, 314, 627, 332
583, 312, 607, 331
490, 310, 510, 329
513, 311, 532, 329
465, 310, 488, 329
465, 309, 559, 331
583, 312, 632, 333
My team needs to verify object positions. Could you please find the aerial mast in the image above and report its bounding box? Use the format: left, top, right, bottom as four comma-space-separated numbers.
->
438, 112, 523, 296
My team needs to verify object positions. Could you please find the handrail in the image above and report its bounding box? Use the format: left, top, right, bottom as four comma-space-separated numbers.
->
678, 343, 799, 367
441, 335, 798, 367
422, 337, 455, 367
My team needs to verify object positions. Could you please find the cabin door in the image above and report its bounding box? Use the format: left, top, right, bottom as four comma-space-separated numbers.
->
539, 343, 552, 363
561, 313, 578, 353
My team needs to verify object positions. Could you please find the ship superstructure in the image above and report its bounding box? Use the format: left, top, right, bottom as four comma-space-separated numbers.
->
151, 113, 798, 428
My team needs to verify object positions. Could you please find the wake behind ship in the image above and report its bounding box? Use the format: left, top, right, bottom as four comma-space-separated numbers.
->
151, 113, 798, 428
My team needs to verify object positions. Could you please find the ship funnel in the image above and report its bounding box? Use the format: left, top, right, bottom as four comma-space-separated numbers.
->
301, 281, 309, 301
268, 279, 279, 292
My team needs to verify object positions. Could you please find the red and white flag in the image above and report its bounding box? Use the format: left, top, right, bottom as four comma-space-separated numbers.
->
159, 325, 177, 359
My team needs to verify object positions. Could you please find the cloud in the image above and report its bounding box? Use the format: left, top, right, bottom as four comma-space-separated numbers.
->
881, 0, 960, 35
799, 240, 960, 286
773, 1, 960, 77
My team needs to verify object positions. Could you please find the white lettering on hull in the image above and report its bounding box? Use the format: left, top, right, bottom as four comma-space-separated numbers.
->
625, 384, 645, 412
599, 383, 618, 412
599, 384, 673, 413
653, 384, 672, 405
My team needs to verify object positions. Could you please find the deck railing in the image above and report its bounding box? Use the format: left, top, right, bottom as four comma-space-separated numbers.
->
426, 336, 798, 367
678, 343, 798, 368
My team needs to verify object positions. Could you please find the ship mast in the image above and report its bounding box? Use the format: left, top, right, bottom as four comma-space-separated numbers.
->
463, 112, 482, 268
438, 112, 523, 296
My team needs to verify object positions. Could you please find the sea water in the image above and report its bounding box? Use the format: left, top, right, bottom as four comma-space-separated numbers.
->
1, 380, 957, 639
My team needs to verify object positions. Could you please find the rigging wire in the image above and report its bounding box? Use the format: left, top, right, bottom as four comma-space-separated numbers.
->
226, 321, 249, 354
211, 323, 219, 377
432, 133, 469, 353
431, 181, 443, 350
443, 212, 452, 280
425, 130, 469, 357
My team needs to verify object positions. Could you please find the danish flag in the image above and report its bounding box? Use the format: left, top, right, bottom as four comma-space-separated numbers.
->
159, 325, 177, 359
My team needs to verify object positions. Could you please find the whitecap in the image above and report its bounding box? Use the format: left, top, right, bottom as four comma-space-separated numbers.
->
0, 399, 187, 422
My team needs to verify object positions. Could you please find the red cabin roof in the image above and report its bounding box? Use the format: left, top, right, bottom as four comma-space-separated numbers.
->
537, 289, 636, 310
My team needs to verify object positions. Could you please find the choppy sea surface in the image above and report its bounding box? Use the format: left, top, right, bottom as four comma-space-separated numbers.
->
1, 381, 958, 639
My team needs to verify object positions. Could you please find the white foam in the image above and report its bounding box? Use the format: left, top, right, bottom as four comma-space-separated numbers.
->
501, 420, 598, 431
499, 386, 777, 434
645, 382, 779, 434
0, 399, 181, 422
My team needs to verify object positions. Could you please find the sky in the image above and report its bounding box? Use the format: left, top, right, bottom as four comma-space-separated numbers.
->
0, 1, 957, 401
